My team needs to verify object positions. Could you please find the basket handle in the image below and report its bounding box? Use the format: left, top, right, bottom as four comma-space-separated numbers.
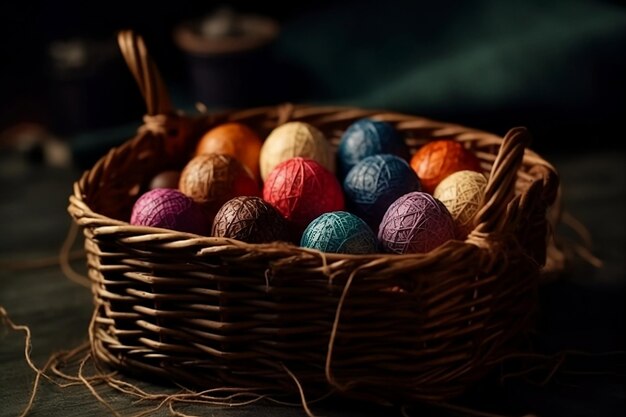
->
472, 127, 531, 236
117, 30, 172, 115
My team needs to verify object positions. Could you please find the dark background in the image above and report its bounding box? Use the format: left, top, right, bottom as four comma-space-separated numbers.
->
2, 0, 626, 161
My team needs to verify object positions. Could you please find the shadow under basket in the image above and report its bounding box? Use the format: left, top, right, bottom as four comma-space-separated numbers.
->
68, 31, 563, 406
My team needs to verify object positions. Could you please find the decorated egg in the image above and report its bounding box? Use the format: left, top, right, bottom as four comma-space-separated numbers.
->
410, 140, 481, 194
343, 154, 421, 231
378, 191, 455, 254
195, 122, 263, 181
179, 154, 259, 214
263, 157, 344, 240
433, 170, 487, 238
130, 188, 209, 235
337, 118, 408, 178
149, 170, 180, 190
259, 121, 333, 180
211, 196, 289, 243
301, 211, 377, 254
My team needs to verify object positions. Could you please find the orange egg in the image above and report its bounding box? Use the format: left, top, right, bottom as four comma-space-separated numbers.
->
410, 140, 481, 194
195, 123, 262, 181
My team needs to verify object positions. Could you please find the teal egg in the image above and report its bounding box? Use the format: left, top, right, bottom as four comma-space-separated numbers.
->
300, 211, 378, 254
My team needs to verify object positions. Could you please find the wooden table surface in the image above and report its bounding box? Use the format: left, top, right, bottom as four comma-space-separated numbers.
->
1, 149, 624, 417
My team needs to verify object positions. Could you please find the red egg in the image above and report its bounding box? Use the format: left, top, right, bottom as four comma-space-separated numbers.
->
263, 157, 344, 241
410, 140, 481, 194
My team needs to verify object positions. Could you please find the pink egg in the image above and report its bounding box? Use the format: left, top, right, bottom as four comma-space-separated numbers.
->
378, 192, 455, 254
130, 188, 209, 235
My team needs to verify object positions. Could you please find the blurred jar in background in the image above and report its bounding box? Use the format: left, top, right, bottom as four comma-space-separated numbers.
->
174, 7, 280, 109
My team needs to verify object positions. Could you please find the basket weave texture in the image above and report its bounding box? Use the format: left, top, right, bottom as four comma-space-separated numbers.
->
68, 31, 561, 405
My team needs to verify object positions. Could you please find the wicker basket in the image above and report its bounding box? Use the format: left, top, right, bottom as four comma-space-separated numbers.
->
68, 31, 562, 405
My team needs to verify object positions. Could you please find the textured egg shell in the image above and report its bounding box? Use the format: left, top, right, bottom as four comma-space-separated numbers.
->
263, 157, 344, 241
300, 211, 378, 254
434, 170, 487, 239
211, 196, 289, 243
378, 191, 455, 254
195, 123, 262, 181
259, 121, 333, 180
343, 154, 421, 231
130, 188, 209, 235
337, 118, 408, 178
410, 140, 481, 194
179, 153, 259, 211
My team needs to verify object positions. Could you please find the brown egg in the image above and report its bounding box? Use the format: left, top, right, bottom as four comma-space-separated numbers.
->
211, 196, 289, 243
179, 154, 259, 216
195, 123, 263, 181
149, 170, 181, 190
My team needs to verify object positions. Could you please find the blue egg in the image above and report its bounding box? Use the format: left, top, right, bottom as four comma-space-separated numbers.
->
337, 118, 408, 178
343, 154, 422, 231
300, 211, 378, 254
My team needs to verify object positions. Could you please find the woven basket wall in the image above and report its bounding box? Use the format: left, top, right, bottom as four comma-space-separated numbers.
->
68, 31, 562, 405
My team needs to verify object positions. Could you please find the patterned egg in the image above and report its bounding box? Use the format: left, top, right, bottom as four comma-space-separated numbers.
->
301, 211, 378, 254
343, 154, 421, 231
259, 121, 333, 180
211, 196, 289, 243
130, 188, 209, 235
195, 123, 263, 181
263, 157, 344, 241
378, 192, 455, 254
337, 118, 408, 178
179, 154, 259, 216
410, 140, 481, 194
433, 170, 487, 239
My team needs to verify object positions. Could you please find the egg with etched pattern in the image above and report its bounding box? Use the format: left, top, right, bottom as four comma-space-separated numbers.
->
263, 157, 344, 241
301, 211, 378, 254
195, 123, 263, 181
434, 170, 487, 239
409, 140, 481, 194
211, 196, 289, 243
179, 153, 259, 215
343, 154, 421, 231
130, 188, 209, 235
378, 191, 455, 254
337, 118, 408, 178
259, 121, 333, 180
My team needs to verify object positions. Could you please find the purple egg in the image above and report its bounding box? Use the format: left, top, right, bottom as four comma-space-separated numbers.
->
378, 192, 455, 254
130, 188, 209, 235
